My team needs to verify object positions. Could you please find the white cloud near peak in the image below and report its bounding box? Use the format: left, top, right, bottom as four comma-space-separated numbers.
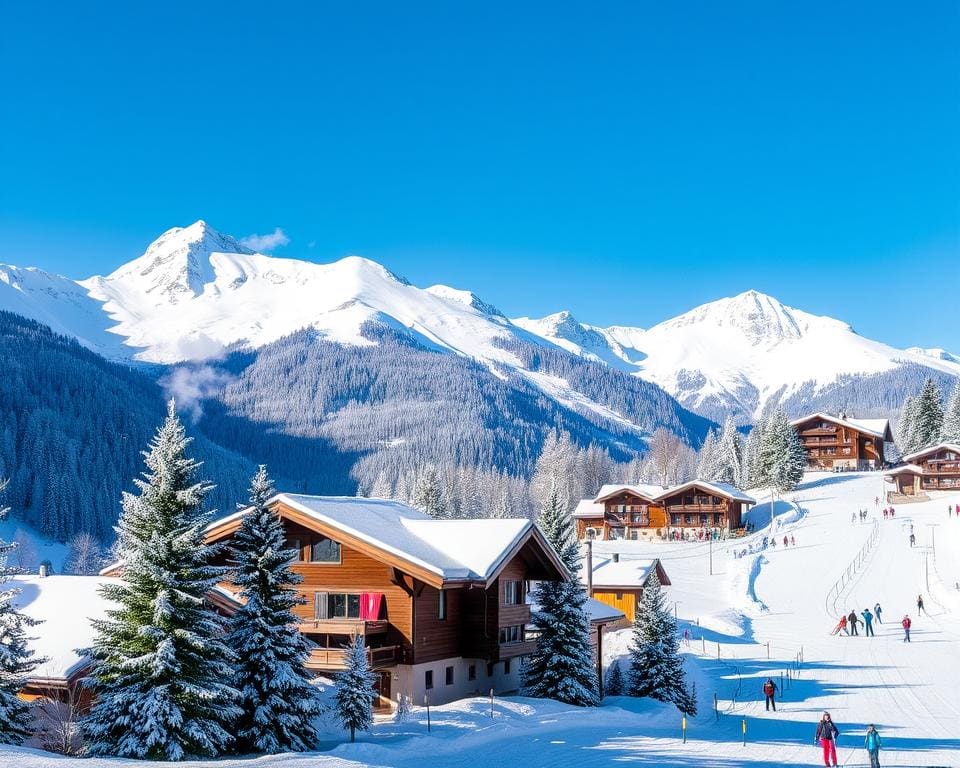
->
240, 227, 290, 252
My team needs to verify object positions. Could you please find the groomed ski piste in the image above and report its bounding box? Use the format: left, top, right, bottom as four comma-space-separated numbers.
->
4, 471, 959, 767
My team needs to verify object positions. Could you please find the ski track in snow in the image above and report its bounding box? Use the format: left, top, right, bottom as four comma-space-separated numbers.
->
4, 472, 960, 767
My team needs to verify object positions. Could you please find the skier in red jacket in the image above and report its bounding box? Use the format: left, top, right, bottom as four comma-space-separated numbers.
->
762, 678, 778, 711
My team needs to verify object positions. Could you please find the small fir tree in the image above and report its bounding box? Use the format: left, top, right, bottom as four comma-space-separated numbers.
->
604, 662, 625, 697
227, 466, 322, 754
412, 466, 448, 519
897, 395, 918, 454
756, 410, 804, 494
696, 429, 720, 480
393, 693, 410, 724
334, 635, 376, 743
0, 481, 44, 745
82, 402, 241, 761
628, 574, 690, 711
521, 480, 599, 706
942, 380, 960, 443
716, 417, 744, 487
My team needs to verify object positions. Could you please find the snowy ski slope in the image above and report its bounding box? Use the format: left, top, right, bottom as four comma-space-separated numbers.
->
4, 472, 959, 766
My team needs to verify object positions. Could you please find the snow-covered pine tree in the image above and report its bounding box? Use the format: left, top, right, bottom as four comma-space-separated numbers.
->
755, 410, 804, 494
393, 692, 410, 724
226, 465, 322, 754
521, 479, 598, 707
82, 402, 241, 761
696, 429, 720, 481
627, 574, 690, 712
0, 481, 44, 745
604, 661, 624, 697
716, 417, 744, 487
412, 466, 448, 519
897, 395, 918, 454
741, 414, 767, 489
912, 378, 944, 450
334, 635, 376, 743
942, 380, 960, 443
493, 488, 514, 519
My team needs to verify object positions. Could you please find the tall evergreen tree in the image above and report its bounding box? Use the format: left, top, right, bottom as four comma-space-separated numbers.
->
412, 466, 448, 519
755, 410, 805, 494
912, 378, 944, 450
897, 395, 918, 454
522, 480, 598, 706
941, 380, 960, 443
226, 466, 322, 754
82, 403, 241, 761
333, 635, 376, 743
0, 481, 44, 745
696, 429, 720, 480
627, 574, 693, 713
716, 417, 744, 487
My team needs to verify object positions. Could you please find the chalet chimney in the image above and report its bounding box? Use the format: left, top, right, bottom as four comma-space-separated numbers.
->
613, 552, 620, 563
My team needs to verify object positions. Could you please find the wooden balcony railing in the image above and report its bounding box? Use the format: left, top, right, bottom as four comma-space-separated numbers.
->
666, 504, 726, 513
306, 644, 398, 671
298, 619, 389, 635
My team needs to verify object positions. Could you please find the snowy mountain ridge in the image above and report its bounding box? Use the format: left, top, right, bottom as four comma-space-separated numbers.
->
1, 220, 957, 425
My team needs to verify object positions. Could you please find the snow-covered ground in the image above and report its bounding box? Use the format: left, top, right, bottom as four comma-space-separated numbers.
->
4, 472, 960, 766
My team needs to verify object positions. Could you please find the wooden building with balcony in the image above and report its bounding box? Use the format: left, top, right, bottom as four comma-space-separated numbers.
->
202, 494, 569, 708
885, 442, 960, 498
790, 413, 892, 470
573, 482, 754, 541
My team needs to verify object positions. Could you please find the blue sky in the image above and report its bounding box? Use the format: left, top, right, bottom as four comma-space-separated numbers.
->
1, 2, 958, 349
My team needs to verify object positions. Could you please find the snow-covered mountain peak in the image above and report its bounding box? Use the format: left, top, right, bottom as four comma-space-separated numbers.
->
91, 220, 254, 303
648, 289, 830, 348
425, 285, 505, 318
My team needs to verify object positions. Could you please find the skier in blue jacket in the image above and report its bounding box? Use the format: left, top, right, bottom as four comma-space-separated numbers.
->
864, 724, 882, 767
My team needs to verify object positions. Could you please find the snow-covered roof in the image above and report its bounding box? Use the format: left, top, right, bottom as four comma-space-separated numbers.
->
584, 556, 671, 589
207, 494, 559, 585
572, 499, 605, 519
11, 575, 118, 680
901, 442, 960, 463
585, 597, 625, 623
790, 412, 892, 440
593, 484, 667, 503
884, 463, 924, 476
655, 480, 756, 504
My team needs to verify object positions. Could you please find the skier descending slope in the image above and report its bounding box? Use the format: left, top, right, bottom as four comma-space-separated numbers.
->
815, 712, 840, 767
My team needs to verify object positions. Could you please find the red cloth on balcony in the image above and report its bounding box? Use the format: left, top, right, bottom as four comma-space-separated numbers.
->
360, 592, 382, 620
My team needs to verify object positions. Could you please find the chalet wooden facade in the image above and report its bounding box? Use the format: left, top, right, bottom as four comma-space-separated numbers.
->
573, 482, 754, 541
586, 556, 671, 624
790, 413, 892, 471
203, 494, 570, 708
885, 442, 960, 498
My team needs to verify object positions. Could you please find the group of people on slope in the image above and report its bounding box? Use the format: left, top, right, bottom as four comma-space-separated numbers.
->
881, 506, 896, 519
832, 603, 880, 637
815, 713, 883, 768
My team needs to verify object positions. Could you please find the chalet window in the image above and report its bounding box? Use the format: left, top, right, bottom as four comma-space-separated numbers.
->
504, 659, 511, 674
498, 625, 522, 644
671, 514, 681, 526
310, 536, 341, 563
445, 666, 454, 686
468, 664, 477, 681
503, 581, 522, 605
313, 591, 329, 620
425, 670, 433, 690
287, 538, 302, 561
615, 592, 623, 600
327, 593, 361, 619
486, 662, 494, 677
684, 514, 694, 525
438, 589, 447, 621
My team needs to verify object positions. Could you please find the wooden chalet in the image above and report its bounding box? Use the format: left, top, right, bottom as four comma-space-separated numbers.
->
790, 412, 892, 471
585, 555, 671, 624
885, 442, 960, 498
203, 494, 569, 708
573, 482, 754, 541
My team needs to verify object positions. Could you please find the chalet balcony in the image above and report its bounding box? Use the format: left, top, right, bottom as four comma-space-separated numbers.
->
306, 644, 399, 671
497, 639, 538, 660
298, 618, 389, 635
666, 503, 726, 513
802, 427, 837, 436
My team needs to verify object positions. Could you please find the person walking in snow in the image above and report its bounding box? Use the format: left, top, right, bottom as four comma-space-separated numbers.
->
847, 609, 859, 636
783, 535, 789, 547
790, 534, 796, 546
864, 724, 883, 768
874, 602, 883, 623
861, 608, 875, 637
909, 532, 916, 547
815, 712, 840, 767
902, 615, 912, 642
762, 678, 778, 711
917, 594, 924, 614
